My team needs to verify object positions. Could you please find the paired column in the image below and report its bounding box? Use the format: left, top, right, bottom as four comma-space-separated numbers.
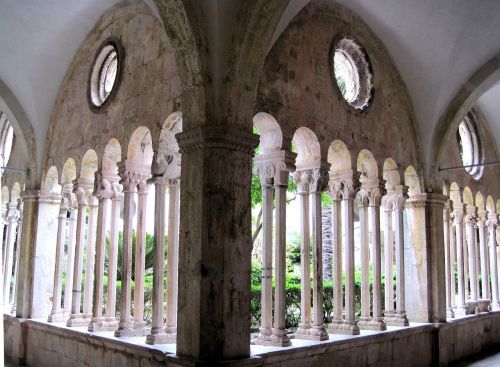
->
464, 205, 479, 313
63, 199, 77, 316
477, 209, 490, 312
3, 202, 19, 307
453, 205, 468, 315
443, 200, 454, 318
82, 196, 98, 319
488, 213, 499, 310
10, 198, 23, 312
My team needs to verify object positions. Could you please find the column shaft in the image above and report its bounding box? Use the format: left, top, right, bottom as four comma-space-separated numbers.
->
83, 199, 97, 317
384, 206, 394, 317
454, 215, 467, 314
359, 202, 370, 322
63, 207, 77, 313
369, 203, 385, 329
106, 196, 121, 318
296, 189, 311, 336
48, 206, 68, 321
488, 216, 499, 309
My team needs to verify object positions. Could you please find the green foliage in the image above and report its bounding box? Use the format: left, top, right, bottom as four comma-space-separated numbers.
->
251, 173, 262, 208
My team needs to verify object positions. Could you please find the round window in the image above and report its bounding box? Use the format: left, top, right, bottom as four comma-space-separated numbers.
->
457, 111, 483, 180
332, 37, 373, 110
89, 40, 122, 108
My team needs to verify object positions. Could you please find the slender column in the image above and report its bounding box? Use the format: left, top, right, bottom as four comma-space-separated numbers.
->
67, 182, 92, 327
89, 175, 115, 331
367, 185, 386, 330
48, 196, 69, 322
63, 200, 77, 315
82, 195, 98, 318
254, 161, 274, 345
165, 179, 180, 337
465, 205, 479, 310
443, 201, 454, 318
454, 206, 467, 315
10, 199, 23, 312
3, 203, 19, 306
488, 213, 499, 310
132, 179, 150, 333
477, 210, 489, 301
294, 170, 312, 339
449, 213, 456, 309
105, 182, 123, 323
309, 168, 328, 340
383, 201, 394, 318
327, 180, 343, 333
357, 191, 371, 325
463, 224, 469, 299
0, 204, 6, 270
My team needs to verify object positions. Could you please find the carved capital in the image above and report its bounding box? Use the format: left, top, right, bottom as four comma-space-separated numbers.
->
74, 187, 89, 206
310, 168, 328, 193
328, 180, 342, 201
487, 213, 498, 227
477, 209, 488, 228
293, 170, 312, 194
253, 150, 296, 187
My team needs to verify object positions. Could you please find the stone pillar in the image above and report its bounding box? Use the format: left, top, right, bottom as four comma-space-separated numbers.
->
463, 224, 469, 299
443, 200, 454, 318
63, 199, 77, 315
453, 205, 467, 315
3, 203, 19, 306
82, 195, 97, 318
382, 198, 394, 319
309, 168, 328, 340
449, 211, 456, 309
293, 170, 312, 339
88, 175, 116, 331
405, 193, 447, 323
0, 204, 6, 270
48, 196, 69, 322
357, 191, 371, 326
175, 127, 260, 361
105, 182, 123, 322
67, 180, 93, 327
488, 213, 499, 310
327, 180, 343, 333
477, 209, 490, 304
465, 205, 479, 309
10, 198, 23, 312
132, 179, 150, 334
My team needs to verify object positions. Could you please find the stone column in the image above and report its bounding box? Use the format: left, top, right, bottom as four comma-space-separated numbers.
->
327, 180, 343, 333
67, 179, 93, 326
63, 199, 77, 316
443, 200, 454, 318
0, 204, 6, 269
449, 211, 456, 309
10, 198, 23, 312
293, 170, 312, 339
309, 168, 328, 340
105, 182, 123, 323
254, 158, 275, 345
82, 195, 98, 318
382, 197, 394, 320
463, 224, 469, 299
357, 191, 371, 326
88, 175, 115, 331
477, 209, 490, 308
48, 196, 69, 322
3, 203, 19, 307
465, 205, 479, 310
488, 213, 499, 310
453, 205, 467, 315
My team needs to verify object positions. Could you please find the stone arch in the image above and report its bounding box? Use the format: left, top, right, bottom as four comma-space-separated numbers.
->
383, 158, 401, 189
292, 127, 321, 169
61, 158, 77, 186
450, 182, 462, 205
404, 166, 422, 196
357, 149, 378, 179
80, 150, 98, 181
486, 195, 495, 212
11, 182, 21, 203
496, 199, 500, 214
327, 139, 353, 176
156, 112, 182, 178
127, 126, 154, 167
442, 181, 450, 197
463, 187, 474, 206
102, 139, 121, 175
1, 186, 9, 204
43, 166, 60, 193
475, 191, 485, 210
253, 112, 283, 154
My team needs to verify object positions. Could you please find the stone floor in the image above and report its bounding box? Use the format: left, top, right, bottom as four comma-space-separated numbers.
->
451, 348, 500, 366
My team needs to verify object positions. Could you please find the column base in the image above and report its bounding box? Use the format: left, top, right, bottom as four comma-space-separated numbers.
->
294, 324, 329, 340
47, 309, 66, 323
146, 331, 176, 345
256, 328, 291, 347
253, 327, 272, 346
491, 302, 500, 311
454, 305, 468, 316
446, 308, 455, 319
88, 317, 119, 332
114, 320, 147, 337
384, 314, 410, 326
466, 300, 478, 315
328, 320, 360, 335
358, 318, 386, 331
66, 313, 91, 327
477, 299, 491, 313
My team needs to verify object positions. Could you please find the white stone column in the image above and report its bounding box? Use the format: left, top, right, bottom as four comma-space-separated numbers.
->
10, 198, 23, 312
357, 191, 371, 325
382, 198, 394, 319
0, 204, 6, 270
89, 175, 115, 331
454, 206, 467, 315
67, 180, 93, 327
294, 170, 312, 339
3, 203, 19, 307
309, 168, 328, 340
488, 213, 499, 310
63, 199, 77, 316
82, 195, 98, 319
105, 182, 123, 323
463, 224, 469, 299
443, 200, 454, 318
449, 212, 456, 309
165, 179, 180, 338
477, 210, 489, 305
465, 205, 479, 311
48, 196, 69, 322
327, 180, 343, 333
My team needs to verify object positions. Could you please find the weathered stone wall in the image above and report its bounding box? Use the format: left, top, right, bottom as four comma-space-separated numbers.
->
43, 0, 181, 177
257, 1, 422, 175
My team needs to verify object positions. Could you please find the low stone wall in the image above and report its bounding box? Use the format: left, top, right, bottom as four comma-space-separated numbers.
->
5, 312, 500, 366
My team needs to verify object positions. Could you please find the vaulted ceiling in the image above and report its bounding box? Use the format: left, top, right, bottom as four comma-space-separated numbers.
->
0, 0, 499, 179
